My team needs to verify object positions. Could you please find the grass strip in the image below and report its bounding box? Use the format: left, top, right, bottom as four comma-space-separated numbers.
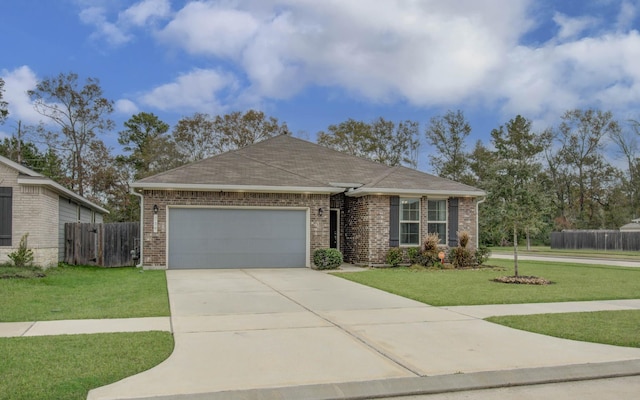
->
487, 310, 640, 348
0, 331, 174, 400
0, 265, 169, 322
333, 260, 640, 306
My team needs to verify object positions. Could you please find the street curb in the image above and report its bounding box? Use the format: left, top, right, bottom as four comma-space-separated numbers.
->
122, 359, 640, 400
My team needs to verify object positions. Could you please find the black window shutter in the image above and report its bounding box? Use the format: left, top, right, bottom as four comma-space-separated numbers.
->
448, 198, 459, 247
389, 196, 399, 247
0, 187, 12, 246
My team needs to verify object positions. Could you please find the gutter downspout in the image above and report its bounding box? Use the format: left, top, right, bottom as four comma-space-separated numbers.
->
130, 187, 144, 268
476, 196, 486, 248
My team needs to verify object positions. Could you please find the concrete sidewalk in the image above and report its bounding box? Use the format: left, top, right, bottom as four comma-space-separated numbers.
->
2, 299, 639, 337
0, 317, 171, 338
490, 253, 640, 267
86, 268, 640, 400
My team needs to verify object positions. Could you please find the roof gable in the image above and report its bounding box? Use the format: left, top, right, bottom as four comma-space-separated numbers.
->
133, 135, 485, 196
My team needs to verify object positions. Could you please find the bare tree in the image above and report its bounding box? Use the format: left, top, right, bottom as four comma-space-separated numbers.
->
28, 72, 114, 196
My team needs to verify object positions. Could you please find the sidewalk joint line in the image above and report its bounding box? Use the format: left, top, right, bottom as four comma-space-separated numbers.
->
242, 269, 423, 377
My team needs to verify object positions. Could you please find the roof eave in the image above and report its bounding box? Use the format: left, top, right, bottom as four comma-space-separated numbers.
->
130, 182, 345, 194
346, 188, 487, 197
17, 177, 110, 214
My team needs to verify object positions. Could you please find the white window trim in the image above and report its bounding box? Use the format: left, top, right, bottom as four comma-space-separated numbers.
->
399, 197, 421, 246
427, 198, 447, 244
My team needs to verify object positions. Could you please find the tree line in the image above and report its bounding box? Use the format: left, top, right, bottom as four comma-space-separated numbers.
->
1, 72, 639, 247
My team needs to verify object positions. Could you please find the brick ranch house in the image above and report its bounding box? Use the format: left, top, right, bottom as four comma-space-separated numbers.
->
0, 155, 108, 268
131, 134, 486, 269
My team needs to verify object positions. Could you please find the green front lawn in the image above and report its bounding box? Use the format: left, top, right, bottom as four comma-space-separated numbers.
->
0, 265, 169, 322
0, 331, 174, 400
487, 310, 640, 348
333, 260, 640, 306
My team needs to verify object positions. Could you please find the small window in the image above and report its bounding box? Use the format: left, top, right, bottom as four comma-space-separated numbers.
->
427, 199, 447, 244
400, 198, 420, 245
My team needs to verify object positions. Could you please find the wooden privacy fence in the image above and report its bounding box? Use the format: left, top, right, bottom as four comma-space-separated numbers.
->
65, 222, 140, 267
551, 230, 640, 251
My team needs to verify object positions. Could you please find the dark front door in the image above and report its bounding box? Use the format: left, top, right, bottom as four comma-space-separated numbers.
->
330, 209, 339, 249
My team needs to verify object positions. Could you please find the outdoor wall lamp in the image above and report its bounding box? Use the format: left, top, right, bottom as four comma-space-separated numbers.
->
153, 204, 159, 214
318, 208, 324, 217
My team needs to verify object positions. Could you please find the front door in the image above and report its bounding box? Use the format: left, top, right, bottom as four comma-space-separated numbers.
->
330, 209, 339, 249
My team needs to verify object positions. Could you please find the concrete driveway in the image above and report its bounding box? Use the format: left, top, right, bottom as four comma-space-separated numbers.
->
88, 268, 640, 400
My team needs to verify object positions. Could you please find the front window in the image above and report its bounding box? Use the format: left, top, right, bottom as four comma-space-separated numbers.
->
400, 198, 420, 245
427, 199, 447, 244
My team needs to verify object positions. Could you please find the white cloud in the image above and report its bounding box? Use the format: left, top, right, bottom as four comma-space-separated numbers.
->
119, 0, 171, 27
493, 29, 640, 126
141, 0, 640, 128
617, 0, 637, 31
0, 65, 41, 124
139, 68, 238, 112
157, 1, 259, 58
79, 0, 171, 46
115, 99, 139, 115
158, 0, 533, 104
79, 6, 132, 46
553, 12, 598, 41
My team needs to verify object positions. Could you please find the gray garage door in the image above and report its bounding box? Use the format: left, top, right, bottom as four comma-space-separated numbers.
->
168, 208, 307, 269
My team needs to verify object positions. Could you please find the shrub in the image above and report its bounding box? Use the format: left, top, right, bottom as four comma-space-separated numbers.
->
458, 230, 470, 248
448, 246, 474, 268
421, 233, 440, 252
313, 248, 343, 270
385, 247, 403, 267
407, 247, 421, 264
8, 233, 34, 268
475, 246, 491, 266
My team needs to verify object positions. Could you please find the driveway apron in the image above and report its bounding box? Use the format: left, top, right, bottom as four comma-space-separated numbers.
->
88, 268, 640, 400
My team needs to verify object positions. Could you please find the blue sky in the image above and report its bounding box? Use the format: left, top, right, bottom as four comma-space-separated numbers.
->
2, 0, 640, 172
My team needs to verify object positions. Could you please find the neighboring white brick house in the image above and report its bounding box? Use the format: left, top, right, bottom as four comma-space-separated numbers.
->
0, 155, 108, 268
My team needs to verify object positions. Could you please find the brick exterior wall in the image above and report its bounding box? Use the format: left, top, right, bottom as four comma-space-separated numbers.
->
342, 195, 480, 266
139, 189, 480, 269
141, 190, 330, 268
342, 195, 391, 265
0, 163, 60, 268
458, 197, 478, 248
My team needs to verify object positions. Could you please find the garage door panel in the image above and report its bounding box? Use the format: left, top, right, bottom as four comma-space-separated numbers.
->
168, 208, 307, 269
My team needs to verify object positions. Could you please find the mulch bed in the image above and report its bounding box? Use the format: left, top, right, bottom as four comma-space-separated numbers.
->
492, 275, 552, 285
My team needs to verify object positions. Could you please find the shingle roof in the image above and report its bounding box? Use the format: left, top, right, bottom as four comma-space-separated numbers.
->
132, 135, 485, 197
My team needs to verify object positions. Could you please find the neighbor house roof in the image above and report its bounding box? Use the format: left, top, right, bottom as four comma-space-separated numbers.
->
0, 154, 109, 214
132, 134, 485, 197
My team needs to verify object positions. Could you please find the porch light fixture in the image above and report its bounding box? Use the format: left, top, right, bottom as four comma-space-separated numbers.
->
153, 204, 159, 214
318, 207, 324, 217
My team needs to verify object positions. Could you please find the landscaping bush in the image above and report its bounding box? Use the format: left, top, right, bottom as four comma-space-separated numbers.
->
421, 233, 440, 253
385, 248, 403, 267
449, 230, 474, 268
407, 247, 421, 263
448, 246, 474, 268
313, 248, 343, 270
8, 233, 34, 268
475, 246, 491, 266
406, 234, 442, 268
